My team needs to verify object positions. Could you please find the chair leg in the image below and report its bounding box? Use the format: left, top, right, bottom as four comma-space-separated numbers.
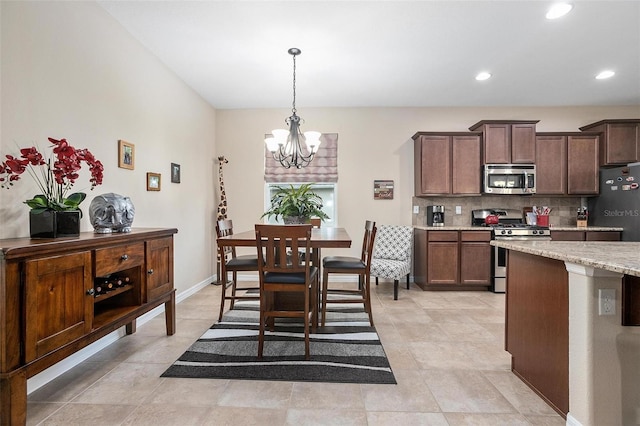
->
364, 273, 374, 326
229, 271, 238, 309
321, 268, 329, 326
258, 295, 265, 360
218, 271, 227, 321
394, 280, 399, 300
406, 273, 410, 289
304, 283, 311, 360
312, 275, 318, 332
375, 277, 379, 286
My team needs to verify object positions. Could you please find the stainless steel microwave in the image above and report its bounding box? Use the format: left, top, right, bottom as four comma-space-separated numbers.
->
484, 164, 536, 195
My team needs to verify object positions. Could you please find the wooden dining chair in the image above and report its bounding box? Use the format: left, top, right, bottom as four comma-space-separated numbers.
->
255, 224, 318, 360
216, 219, 260, 321
321, 220, 377, 326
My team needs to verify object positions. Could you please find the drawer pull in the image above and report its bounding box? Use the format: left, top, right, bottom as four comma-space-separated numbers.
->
86, 288, 95, 296
121, 254, 129, 261
148, 269, 154, 275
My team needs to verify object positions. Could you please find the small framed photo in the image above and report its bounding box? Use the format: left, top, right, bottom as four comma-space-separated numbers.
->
147, 172, 161, 191
118, 140, 135, 170
171, 163, 181, 183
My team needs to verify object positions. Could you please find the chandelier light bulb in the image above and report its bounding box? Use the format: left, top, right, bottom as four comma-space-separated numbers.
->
271, 129, 289, 144
264, 136, 279, 152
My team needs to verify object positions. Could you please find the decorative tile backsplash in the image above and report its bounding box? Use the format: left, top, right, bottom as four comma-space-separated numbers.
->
412, 195, 588, 227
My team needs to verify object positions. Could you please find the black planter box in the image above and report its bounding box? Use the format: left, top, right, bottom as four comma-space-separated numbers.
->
29, 210, 81, 238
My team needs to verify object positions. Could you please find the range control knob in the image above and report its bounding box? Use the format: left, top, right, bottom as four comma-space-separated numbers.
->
507, 230, 512, 235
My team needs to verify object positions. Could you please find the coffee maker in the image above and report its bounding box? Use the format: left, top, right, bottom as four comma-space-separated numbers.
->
427, 205, 445, 226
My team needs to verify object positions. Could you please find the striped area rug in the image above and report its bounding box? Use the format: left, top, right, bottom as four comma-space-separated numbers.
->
161, 297, 396, 384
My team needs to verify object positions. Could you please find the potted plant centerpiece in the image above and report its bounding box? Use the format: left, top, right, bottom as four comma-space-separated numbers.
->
0, 137, 104, 238
262, 183, 329, 224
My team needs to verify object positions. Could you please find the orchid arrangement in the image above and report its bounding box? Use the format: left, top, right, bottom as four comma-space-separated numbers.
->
0, 137, 104, 214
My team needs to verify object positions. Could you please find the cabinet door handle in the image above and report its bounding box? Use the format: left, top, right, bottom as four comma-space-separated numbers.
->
86, 288, 95, 296
148, 269, 154, 275
121, 254, 129, 260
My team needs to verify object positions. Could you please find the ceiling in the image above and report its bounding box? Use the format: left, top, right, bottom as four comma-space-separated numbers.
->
98, 1, 640, 109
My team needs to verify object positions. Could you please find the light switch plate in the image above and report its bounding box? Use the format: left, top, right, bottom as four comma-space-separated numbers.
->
455, 206, 462, 215
413, 206, 419, 214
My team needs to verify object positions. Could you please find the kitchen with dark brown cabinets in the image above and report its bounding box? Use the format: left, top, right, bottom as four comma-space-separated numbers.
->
412, 118, 634, 294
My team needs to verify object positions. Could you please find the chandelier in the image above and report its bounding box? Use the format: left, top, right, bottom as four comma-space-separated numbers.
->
265, 48, 321, 169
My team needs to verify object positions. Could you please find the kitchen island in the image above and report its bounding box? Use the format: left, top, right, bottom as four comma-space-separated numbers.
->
492, 240, 640, 426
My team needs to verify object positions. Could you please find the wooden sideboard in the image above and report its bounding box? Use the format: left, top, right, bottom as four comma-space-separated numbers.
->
0, 228, 177, 425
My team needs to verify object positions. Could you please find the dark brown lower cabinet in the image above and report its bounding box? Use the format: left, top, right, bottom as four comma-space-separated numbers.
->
414, 229, 491, 290
550, 231, 622, 241
622, 275, 640, 326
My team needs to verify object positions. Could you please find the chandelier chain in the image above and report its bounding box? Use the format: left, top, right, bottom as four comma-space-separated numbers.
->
291, 52, 297, 115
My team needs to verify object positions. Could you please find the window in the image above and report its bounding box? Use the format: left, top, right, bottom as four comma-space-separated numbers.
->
264, 182, 338, 226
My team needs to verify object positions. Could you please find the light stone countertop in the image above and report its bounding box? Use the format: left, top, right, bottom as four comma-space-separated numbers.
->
414, 226, 483, 231
491, 240, 640, 277
549, 226, 624, 232
413, 225, 623, 232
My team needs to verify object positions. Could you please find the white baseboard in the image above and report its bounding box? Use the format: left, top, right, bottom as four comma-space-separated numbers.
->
565, 413, 583, 426
26, 275, 215, 394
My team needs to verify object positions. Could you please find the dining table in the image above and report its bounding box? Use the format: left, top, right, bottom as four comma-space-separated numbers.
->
217, 226, 352, 325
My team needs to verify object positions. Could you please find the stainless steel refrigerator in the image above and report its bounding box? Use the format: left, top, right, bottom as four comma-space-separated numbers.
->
587, 163, 640, 241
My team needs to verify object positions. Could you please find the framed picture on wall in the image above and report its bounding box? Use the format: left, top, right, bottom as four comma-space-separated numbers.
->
374, 180, 394, 199
171, 163, 181, 183
118, 140, 135, 170
147, 172, 161, 191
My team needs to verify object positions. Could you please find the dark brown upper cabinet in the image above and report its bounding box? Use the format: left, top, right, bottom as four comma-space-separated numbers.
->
579, 119, 640, 166
469, 120, 539, 164
413, 132, 482, 196
536, 132, 599, 195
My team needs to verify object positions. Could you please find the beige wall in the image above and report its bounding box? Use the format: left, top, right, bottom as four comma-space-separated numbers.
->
0, 1, 217, 293
216, 106, 640, 257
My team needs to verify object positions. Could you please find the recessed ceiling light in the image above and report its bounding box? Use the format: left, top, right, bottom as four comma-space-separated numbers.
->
595, 70, 615, 80
546, 3, 573, 19
475, 72, 492, 81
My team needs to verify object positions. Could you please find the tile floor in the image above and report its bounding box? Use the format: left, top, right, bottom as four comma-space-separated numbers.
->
27, 281, 566, 425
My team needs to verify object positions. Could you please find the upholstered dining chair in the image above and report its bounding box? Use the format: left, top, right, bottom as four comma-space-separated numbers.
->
216, 219, 260, 321
321, 220, 377, 326
255, 224, 318, 360
370, 225, 413, 300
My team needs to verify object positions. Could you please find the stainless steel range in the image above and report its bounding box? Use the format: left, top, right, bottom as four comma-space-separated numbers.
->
471, 209, 551, 293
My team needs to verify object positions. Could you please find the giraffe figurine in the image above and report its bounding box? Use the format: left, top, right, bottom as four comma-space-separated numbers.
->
214, 156, 229, 285
216, 156, 229, 221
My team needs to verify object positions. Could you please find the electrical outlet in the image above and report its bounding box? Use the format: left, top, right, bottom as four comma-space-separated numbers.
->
455, 205, 462, 215
598, 289, 616, 316
413, 205, 419, 214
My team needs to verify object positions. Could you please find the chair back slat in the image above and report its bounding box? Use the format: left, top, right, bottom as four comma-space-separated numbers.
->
255, 224, 312, 274
216, 219, 236, 259
361, 220, 377, 268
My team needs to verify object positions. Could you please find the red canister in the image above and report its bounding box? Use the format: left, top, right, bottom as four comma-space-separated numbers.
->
485, 214, 499, 225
